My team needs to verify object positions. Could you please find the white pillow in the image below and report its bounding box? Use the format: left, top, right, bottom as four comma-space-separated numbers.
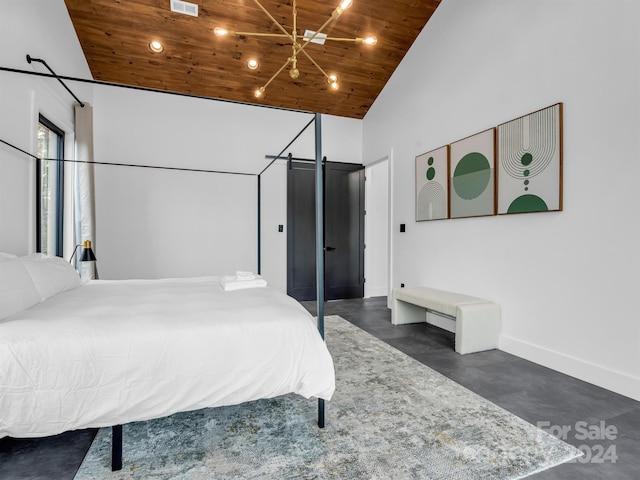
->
20, 254, 82, 301
0, 258, 42, 320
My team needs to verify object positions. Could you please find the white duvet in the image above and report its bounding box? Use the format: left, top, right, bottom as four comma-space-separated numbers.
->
0, 277, 335, 438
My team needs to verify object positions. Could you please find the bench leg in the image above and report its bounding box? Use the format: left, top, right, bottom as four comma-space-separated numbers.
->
455, 303, 501, 354
392, 298, 427, 325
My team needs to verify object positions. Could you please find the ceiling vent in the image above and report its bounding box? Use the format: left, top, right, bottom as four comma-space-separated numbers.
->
303, 30, 327, 45
170, 0, 198, 17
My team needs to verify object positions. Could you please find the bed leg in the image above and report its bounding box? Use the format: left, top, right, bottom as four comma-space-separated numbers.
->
318, 398, 325, 428
111, 425, 123, 471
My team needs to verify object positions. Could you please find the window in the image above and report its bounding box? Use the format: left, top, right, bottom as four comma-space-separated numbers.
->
37, 115, 65, 257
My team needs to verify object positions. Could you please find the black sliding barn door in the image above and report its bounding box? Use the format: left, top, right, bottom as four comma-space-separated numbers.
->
287, 160, 365, 301
287, 161, 317, 301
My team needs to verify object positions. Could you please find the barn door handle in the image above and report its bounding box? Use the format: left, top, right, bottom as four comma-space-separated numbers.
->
325, 246, 336, 251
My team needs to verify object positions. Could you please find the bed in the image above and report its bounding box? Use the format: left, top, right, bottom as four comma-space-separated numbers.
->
0, 253, 335, 470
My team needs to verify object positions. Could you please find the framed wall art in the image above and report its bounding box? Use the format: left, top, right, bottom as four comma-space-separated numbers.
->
415, 145, 449, 221
497, 103, 563, 214
449, 128, 496, 218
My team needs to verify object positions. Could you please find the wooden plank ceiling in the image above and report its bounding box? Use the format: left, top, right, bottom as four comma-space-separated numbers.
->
64, 0, 441, 119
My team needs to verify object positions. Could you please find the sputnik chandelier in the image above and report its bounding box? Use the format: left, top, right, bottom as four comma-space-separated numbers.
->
214, 0, 377, 99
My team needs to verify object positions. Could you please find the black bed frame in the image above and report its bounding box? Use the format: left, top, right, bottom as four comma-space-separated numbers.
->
0, 62, 328, 472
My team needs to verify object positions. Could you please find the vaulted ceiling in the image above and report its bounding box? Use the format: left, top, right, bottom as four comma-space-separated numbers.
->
64, 0, 441, 119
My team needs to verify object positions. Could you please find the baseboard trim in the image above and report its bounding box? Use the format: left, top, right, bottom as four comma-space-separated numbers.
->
364, 286, 388, 298
500, 335, 640, 401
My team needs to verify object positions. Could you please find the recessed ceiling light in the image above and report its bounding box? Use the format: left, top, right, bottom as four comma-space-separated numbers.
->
149, 41, 164, 53
246, 59, 259, 70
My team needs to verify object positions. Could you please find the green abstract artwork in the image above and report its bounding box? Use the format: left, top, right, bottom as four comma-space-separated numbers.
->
497, 104, 563, 214
450, 129, 495, 218
415, 146, 448, 221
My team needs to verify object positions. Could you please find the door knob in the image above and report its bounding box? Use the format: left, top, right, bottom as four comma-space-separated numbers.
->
325, 246, 336, 251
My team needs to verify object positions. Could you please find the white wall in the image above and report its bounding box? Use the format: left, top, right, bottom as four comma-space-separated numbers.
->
0, 0, 92, 255
91, 85, 363, 279
92, 85, 315, 176
94, 164, 258, 279
91, 85, 305, 278
260, 160, 288, 292
364, 159, 389, 298
363, 0, 640, 400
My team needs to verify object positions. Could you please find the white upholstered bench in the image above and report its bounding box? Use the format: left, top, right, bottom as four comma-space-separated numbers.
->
392, 286, 501, 355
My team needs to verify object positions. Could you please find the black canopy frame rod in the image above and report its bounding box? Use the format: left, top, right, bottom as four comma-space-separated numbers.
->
1, 77, 327, 470
0, 138, 253, 177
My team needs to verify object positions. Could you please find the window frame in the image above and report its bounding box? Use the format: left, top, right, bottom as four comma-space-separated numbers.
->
36, 114, 65, 257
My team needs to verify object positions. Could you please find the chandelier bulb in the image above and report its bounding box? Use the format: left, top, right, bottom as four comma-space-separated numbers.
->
335, 0, 353, 15
214, 27, 229, 36
326, 75, 339, 91
290, 68, 300, 79
254, 87, 265, 98
363, 36, 377, 46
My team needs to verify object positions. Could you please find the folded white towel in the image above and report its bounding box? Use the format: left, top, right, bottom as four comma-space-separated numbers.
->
235, 271, 256, 281
221, 275, 267, 291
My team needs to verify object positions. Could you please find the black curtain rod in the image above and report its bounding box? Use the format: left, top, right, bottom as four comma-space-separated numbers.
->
0, 138, 255, 177
0, 65, 314, 117
26, 55, 85, 107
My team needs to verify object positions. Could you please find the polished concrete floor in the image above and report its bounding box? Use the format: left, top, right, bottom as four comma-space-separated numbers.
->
1, 297, 638, 479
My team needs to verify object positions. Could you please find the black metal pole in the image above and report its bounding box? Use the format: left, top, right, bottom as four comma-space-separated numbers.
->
35, 157, 42, 253
111, 425, 123, 471
257, 175, 261, 275
314, 112, 325, 429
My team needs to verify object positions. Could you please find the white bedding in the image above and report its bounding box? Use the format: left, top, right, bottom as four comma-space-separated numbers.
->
0, 276, 335, 438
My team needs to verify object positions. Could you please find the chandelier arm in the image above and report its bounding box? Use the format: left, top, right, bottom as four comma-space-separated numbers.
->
296, 10, 344, 56
298, 49, 332, 81
320, 36, 362, 42
252, 0, 295, 43
234, 32, 291, 39
261, 57, 294, 91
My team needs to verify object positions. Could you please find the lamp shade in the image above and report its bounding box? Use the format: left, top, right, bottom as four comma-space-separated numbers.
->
80, 240, 97, 262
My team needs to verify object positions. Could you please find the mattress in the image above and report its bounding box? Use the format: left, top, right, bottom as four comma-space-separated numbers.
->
0, 276, 335, 438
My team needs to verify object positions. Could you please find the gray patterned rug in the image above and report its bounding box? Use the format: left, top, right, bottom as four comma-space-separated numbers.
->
75, 315, 580, 479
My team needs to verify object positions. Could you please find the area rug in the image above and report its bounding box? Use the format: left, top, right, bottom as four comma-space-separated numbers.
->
75, 315, 580, 479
